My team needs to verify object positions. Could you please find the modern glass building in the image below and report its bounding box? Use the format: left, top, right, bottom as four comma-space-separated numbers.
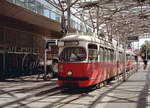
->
7, 0, 92, 32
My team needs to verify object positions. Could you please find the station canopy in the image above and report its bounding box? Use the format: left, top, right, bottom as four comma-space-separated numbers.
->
46, 0, 150, 40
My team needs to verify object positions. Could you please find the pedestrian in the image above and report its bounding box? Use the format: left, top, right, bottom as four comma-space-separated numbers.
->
142, 54, 147, 70
135, 55, 138, 72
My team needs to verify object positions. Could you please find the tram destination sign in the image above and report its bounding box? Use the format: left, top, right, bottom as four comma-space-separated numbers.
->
127, 36, 139, 42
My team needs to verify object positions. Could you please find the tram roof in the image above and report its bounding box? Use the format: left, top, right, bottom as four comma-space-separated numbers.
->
60, 33, 103, 43
60, 33, 118, 49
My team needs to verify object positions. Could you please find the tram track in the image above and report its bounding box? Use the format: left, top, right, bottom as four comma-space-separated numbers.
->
0, 67, 138, 108
0, 80, 89, 108
41, 87, 92, 108
0, 85, 62, 108
56, 93, 88, 108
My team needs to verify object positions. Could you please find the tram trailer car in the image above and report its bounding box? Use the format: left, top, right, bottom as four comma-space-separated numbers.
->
57, 33, 131, 88
126, 51, 136, 71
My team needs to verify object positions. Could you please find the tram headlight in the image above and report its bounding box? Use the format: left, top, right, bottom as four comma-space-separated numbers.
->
67, 71, 72, 76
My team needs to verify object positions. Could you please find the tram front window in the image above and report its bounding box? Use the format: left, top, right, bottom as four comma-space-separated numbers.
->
59, 47, 86, 62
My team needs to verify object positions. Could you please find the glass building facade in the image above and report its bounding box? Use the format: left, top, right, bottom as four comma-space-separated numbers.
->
7, 0, 92, 32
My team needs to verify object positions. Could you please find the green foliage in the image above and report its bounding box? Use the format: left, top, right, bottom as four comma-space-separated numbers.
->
140, 40, 150, 59
99, 32, 105, 38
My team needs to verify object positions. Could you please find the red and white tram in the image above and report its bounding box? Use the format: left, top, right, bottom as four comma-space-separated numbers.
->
58, 33, 131, 87
126, 50, 136, 71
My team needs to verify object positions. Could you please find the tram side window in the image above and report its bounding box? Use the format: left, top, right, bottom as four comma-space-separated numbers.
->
113, 50, 115, 61
130, 55, 133, 61
107, 49, 110, 62
126, 55, 129, 60
103, 49, 105, 62
109, 49, 112, 62
107, 50, 110, 62
119, 52, 121, 61
120, 53, 123, 61
131, 55, 133, 61
106, 49, 108, 62
130, 55, 132, 61
99, 47, 103, 62
121, 53, 123, 61
109, 50, 112, 62
104, 48, 107, 62
113, 51, 115, 62
132, 55, 135, 61
122, 53, 124, 61
110, 50, 114, 62
115, 51, 116, 61
88, 44, 98, 62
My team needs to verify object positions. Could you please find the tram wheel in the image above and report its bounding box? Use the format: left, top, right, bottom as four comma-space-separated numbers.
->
103, 81, 107, 86
43, 75, 49, 81
96, 83, 101, 89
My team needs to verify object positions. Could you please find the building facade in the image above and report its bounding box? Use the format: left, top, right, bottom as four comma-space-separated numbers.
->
0, 0, 93, 79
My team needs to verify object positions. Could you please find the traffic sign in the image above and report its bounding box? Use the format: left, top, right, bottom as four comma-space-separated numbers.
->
127, 36, 139, 42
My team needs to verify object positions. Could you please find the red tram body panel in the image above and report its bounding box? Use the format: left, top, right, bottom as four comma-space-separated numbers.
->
58, 62, 124, 87
58, 62, 118, 87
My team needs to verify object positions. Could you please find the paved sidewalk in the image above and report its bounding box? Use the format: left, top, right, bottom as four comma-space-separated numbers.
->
94, 65, 150, 108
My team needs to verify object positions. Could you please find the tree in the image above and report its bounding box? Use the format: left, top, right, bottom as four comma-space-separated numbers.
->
140, 40, 150, 60
98, 32, 105, 38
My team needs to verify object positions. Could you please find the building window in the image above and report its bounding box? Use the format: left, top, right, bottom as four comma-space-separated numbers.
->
51, 11, 56, 20
44, 8, 50, 18
36, 1, 43, 15
28, 0, 36, 12
55, 12, 61, 22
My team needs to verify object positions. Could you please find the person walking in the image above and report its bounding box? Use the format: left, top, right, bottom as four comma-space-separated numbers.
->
135, 55, 138, 72
142, 54, 148, 70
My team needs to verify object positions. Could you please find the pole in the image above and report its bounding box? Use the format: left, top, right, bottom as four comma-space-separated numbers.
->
44, 49, 47, 78
136, 38, 139, 72
96, 6, 99, 35
61, 11, 65, 29
67, 0, 71, 32
117, 36, 120, 82
123, 33, 126, 81
146, 33, 148, 60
